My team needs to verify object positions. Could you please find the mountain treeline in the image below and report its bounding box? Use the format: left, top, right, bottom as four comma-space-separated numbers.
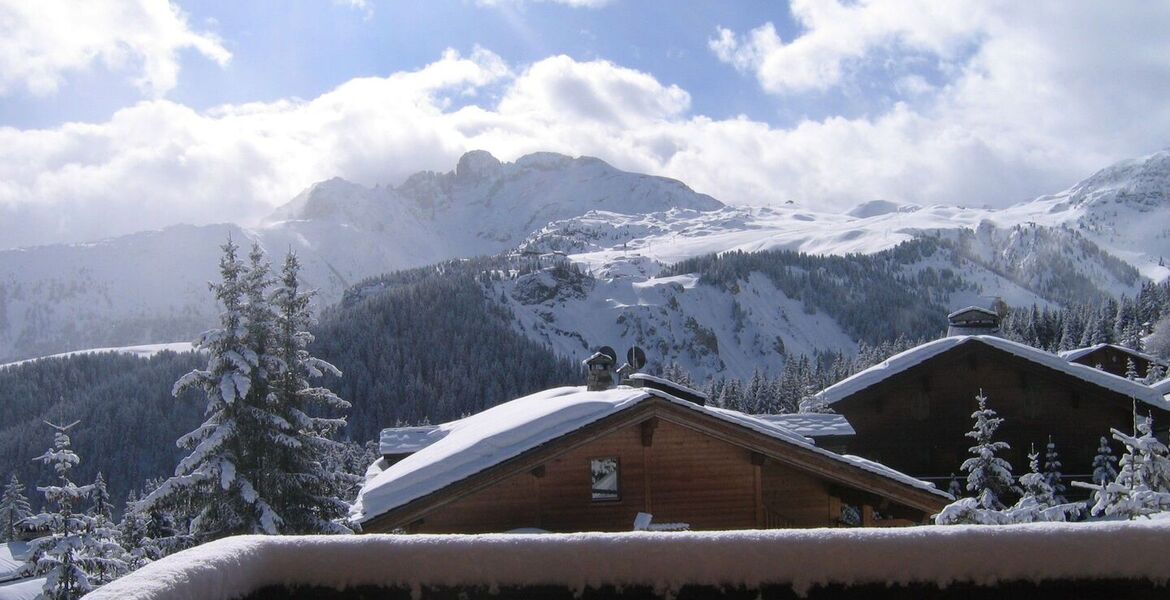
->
0, 256, 583, 511
664, 238, 968, 344
308, 257, 583, 444
0, 351, 206, 510
1001, 279, 1170, 356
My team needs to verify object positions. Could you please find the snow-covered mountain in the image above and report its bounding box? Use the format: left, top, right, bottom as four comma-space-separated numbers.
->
0, 149, 1164, 367
1012, 149, 1170, 281
0, 152, 721, 362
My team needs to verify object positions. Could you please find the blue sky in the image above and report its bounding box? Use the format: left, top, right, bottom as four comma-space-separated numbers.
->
2, 1, 805, 128
1, 0, 1169, 248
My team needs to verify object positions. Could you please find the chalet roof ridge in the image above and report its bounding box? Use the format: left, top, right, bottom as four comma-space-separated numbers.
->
628, 372, 709, 400
815, 335, 1167, 409
1058, 342, 1168, 366
353, 385, 948, 525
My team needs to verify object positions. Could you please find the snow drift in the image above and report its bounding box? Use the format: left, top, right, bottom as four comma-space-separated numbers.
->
87, 520, 1170, 599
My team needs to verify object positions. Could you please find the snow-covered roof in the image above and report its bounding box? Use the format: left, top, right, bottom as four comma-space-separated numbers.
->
756, 413, 855, 437
379, 426, 444, 456
816, 335, 1168, 410
0, 576, 43, 600
1059, 342, 1167, 366
353, 386, 946, 523
947, 306, 997, 320
628, 373, 709, 400
87, 521, 1170, 600
0, 542, 28, 584
1152, 376, 1170, 397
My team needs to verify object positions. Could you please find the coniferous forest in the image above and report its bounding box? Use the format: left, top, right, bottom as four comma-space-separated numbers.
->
6, 246, 1170, 520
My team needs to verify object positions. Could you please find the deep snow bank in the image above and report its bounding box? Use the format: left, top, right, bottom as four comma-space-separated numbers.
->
86, 521, 1170, 599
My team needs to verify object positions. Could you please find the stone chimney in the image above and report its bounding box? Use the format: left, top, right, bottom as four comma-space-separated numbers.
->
584, 351, 616, 391
946, 306, 1001, 337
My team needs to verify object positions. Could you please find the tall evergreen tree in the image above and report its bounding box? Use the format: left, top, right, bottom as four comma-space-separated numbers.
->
87, 472, 112, 523
0, 473, 32, 542
21, 421, 127, 599
265, 251, 357, 533
1042, 437, 1067, 504
1144, 362, 1166, 385
1002, 446, 1080, 523
139, 238, 283, 538
960, 390, 1014, 510
1091, 436, 1119, 486
1124, 358, 1141, 381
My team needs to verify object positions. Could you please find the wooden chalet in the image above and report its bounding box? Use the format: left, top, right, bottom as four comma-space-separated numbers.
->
813, 335, 1170, 484
354, 385, 950, 534
1060, 343, 1168, 379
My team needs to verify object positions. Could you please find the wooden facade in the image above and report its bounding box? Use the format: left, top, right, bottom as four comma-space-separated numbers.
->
361, 397, 946, 534
1063, 344, 1166, 379
828, 338, 1170, 484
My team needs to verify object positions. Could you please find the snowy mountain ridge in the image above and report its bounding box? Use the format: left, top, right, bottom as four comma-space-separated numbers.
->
0, 149, 1165, 367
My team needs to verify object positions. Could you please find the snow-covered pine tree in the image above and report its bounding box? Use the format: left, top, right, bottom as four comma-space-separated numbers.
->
744, 370, 767, 414
1003, 445, 1080, 523
1042, 437, 1067, 504
88, 472, 112, 523
82, 471, 126, 586
797, 392, 833, 414
1124, 358, 1141, 381
264, 250, 357, 533
21, 421, 127, 599
1091, 436, 1119, 486
1082, 415, 1170, 519
717, 378, 743, 412
0, 474, 33, 542
961, 390, 1014, 510
138, 478, 186, 558
946, 473, 963, 498
117, 491, 151, 571
1145, 362, 1166, 385
139, 238, 284, 539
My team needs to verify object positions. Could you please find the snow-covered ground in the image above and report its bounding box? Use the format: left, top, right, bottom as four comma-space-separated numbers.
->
0, 342, 194, 370
0, 577, 43, 600
87, 520, 1170, 599
0, 542, 27, 583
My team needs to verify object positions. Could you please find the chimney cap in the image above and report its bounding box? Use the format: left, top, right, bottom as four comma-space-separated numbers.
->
946, 306, 1001, 337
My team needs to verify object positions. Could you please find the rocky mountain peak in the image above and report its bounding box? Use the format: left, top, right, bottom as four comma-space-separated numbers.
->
454, 150, 502, 182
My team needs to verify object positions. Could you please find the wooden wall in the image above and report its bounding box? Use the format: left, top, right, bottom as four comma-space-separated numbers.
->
1067, 346, 1159, 379
834, 342, 1170, 484
403, 418, 919, 534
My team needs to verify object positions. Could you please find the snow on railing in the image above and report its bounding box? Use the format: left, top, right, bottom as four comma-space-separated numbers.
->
86, 520, 1170, 599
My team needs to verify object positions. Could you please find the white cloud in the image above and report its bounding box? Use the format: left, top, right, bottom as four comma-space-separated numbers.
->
3, 2, 1170, 249
710, 0, 983, 94
0, 0, 230, 97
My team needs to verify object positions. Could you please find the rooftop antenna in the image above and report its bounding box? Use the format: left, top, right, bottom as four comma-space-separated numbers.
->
627, 345, 646, 372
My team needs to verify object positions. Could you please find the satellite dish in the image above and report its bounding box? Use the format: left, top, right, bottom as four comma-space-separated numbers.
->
598, 346, 618, 364
627, 346, 646, 370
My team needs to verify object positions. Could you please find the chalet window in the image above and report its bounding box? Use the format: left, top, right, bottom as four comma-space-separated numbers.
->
590, 457, 620, 501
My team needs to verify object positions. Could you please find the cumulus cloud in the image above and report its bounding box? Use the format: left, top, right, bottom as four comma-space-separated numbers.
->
0, 0, 230, 97
3, 2, 1170, 249
709, 0, 983, 94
